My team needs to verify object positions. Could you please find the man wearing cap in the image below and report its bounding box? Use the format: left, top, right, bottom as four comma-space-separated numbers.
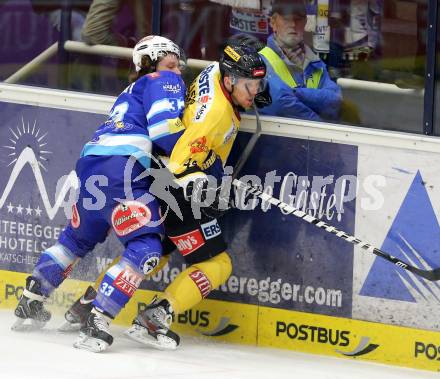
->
259, 0, 341, 121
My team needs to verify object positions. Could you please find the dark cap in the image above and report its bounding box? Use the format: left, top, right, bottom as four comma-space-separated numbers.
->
271, 0, 307, 18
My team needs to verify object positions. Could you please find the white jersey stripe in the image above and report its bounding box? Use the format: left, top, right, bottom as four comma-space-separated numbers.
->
89, 133, 152, 152
148, 120, 169, 140
45, 244, 75, 269
146, 99, 172, 121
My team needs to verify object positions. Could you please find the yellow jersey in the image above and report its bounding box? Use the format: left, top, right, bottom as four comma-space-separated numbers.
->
169, 63, 240, 184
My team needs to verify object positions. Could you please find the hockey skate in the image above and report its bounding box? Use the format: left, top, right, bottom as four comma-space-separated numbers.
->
124, 296, 180, 350
11, 276, 52, 331
58, 286, 97, 332
73, 308, 113, 353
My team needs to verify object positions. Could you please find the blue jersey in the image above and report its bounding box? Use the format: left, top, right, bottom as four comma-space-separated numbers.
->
31, 72, 186, 316
81, 71, 186, 168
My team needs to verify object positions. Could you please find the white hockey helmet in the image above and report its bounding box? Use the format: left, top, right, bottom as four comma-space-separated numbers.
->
132, 35, 181, 72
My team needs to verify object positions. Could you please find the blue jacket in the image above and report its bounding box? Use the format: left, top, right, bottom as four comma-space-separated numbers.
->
259, 35, 341, 122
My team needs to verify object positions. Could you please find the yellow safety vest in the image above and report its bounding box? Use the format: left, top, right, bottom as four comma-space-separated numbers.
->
260, 47, 323, 89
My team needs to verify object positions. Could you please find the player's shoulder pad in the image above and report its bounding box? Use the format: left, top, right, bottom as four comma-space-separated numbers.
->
151, 73, 185, 96
146, 72, 161, 79
145, 71, 182, 82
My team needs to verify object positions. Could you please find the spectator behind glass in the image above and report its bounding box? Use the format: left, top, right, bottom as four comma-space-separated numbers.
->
324, 0, 383, 81
258, 0, 341, 122
29, 0, 91, 41
209, 0, 317, 44
160, 0, 229, 61
73, 0, 152, 94
81, 0, 151, 47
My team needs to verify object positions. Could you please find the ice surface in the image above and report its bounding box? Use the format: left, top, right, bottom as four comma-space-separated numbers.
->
0, 311, 437, 379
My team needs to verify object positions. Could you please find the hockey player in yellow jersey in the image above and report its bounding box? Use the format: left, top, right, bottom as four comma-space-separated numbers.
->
123, 42, 267, 349
170, 57, 259, 182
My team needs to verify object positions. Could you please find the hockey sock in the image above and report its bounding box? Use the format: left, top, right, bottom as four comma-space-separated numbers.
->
93, 235, 162, 318
32, 243, 78, 296
92, 255, 170, 290
92, 258, 144, 318
162, 251, 232, 314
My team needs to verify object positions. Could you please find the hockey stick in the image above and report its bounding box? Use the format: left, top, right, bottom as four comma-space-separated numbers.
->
232, 179, 440, 281
232, 104, 262, 181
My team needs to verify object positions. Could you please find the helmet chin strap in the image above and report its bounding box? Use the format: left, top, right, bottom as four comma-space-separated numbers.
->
229, 74, 237, 94
230, 89, 239, 107
223, 74, 237, 104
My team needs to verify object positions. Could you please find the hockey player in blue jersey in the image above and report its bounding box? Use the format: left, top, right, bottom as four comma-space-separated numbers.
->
12, 35, 186, 353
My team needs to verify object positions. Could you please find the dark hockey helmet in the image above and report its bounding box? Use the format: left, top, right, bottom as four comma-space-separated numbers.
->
226, 33, 266, 53
219, 44, 266, 80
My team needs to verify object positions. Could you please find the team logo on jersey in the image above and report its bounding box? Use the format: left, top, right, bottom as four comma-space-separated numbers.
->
199, 95, 211, 104
169, 229, 205, 256
71, 204, 80, 228
198, 64, 215, 97
194, 64, 215, 123
111, 201, 151, 236
223, 122, 238, 144
189, 269, 212, 298
140, 254, 160, 275
163, 83, 182, 94
168, 118, 184, 134
195, 104, 208, 121
189, 136, 208, 154
106, 120, 138, 132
